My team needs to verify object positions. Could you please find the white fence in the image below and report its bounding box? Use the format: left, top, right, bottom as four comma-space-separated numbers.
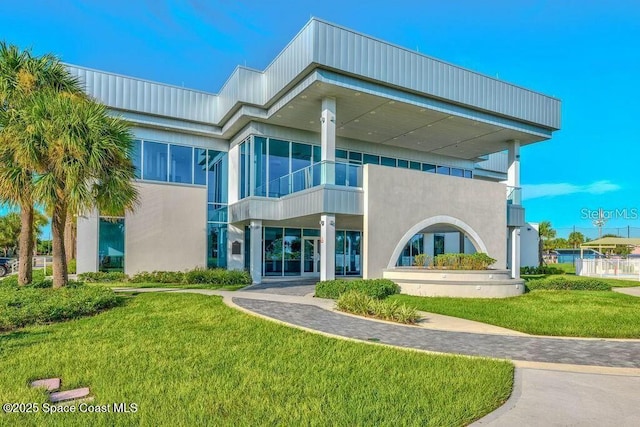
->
576, 258, 640, 281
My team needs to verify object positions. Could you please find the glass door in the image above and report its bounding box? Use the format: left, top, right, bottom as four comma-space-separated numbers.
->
303, 238, 320, 276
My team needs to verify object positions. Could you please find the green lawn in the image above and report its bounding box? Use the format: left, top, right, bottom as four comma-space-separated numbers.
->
88, 281, 246, 291
392, 291, 640, 338
0, 293, 513, 426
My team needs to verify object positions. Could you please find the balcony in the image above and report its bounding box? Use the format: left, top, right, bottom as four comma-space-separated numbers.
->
506, 186, 525, 227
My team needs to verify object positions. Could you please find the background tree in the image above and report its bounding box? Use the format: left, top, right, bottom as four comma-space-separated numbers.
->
537, 221, 556, 265
22, 90, 138, 287
568, 231, 585, 249
0, 42, 80, 285
0, 211, 48, 256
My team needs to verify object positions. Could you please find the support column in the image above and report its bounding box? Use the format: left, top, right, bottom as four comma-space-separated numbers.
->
510, 227, 521, 279
249, 220, 262, 284
507, 139, 521, 204
321, 97, 336, 184
320, 214, 335, 281
507, 139, 521, 278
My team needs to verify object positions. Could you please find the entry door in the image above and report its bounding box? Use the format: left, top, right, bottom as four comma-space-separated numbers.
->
303, 238, 320, 275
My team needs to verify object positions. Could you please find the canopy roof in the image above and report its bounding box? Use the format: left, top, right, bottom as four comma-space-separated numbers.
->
581, 237, 640, 248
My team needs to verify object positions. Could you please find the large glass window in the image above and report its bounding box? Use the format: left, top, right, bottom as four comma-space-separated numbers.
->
170, 145, 193, 183
208, 150, 228, 204
345, 231, 361, 276
98, 218, 125, 272
284, 228, 301, 276
207, 223, 227, 269
268, 139, 290, 197
239, 142, 248, 199
291, 142, 312, 193
437, 166, 450, 175
254, 137, 267, 197
194, 148, 207, 185
143, 141, 168, 182
335, 231, 345, 275
264, 227, 283, 276
397, 234, 424, 266
132, 140, 142, 179
451, 168, 464, 177
422, 163, 436, 173
381, 156, 396, 167
363, 154, 380, 165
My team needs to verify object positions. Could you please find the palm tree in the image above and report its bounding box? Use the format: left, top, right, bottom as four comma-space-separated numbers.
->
19, 89, 138, 287
537, 221, 556, 265
0, 42, 80, 285
568, 231, 585, 249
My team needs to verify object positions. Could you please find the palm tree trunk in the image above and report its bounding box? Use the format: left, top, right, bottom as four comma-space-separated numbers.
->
64, 214, 76, 263
18, 203, 34, 285
51, 203, 68, 288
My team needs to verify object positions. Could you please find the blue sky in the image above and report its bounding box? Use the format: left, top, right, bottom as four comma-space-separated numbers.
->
2, 0, 639, 238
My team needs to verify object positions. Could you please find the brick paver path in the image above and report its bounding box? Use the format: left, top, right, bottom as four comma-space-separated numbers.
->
233, 298, 640, 368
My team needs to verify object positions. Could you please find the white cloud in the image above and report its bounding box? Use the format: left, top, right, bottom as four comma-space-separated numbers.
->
522, 180, 620, 200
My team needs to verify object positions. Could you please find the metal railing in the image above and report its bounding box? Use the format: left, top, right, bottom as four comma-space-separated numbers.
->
256, 160, 363, 198
576, 258, 640, 281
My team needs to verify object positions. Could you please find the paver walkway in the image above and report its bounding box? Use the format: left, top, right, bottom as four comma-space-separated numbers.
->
232, 298, 640, 368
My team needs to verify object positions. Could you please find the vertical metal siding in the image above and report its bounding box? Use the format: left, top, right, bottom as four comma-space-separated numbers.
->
67, 65, 217, 124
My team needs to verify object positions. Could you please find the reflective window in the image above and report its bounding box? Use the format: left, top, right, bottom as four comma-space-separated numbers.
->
336, 149, 348, 160
132, 140, 142, 179
363, 154, 380, 165
194, 148, 207, 185
208, 204, 227, 222
397, 159, 409, 168
170, 145, 193, 183
381, 157, 396, 167
349, 151, 362, 163
451, 168, 464, 177
437, 166, 450, 175
208, 223, 227, 269
410, 161, 421, 170
422, 163, 436, 173
291, 143, 312, 193
99, 218, 125, 272
143, 141, 168, 181
254, 137, 267, 196
345, 231, 361, 275
208, 150, 227, 204
335, 230, 345, 275
268, 139, 289, 197
238, 142, 247, 198
464, 170, 473, 179
284, 228, 301, 276
264, 227, 283, 276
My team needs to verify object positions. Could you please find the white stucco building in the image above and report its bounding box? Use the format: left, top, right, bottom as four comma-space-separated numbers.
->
75, 18, 561, 283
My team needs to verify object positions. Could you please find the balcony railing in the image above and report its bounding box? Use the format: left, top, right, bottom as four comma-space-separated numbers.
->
256, 161, 363, 198
506, 186, 521, 205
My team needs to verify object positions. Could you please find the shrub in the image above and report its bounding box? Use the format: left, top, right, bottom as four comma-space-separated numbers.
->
336, 290, 419, 324
78, 272, 128, 283
183, 268, 252, 286
315, 279, 399, 300
526, 276, 611, 291
413, 253, 428, 267
432, 253, 496, 270
520, 265, 565, 275
129, 271, 185, 284
0, 283, 121, 331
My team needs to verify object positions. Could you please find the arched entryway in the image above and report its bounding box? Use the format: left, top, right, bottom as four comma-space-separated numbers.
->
387, 215, 489, 269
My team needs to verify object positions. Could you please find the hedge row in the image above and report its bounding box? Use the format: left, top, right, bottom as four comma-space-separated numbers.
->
78, 268, 252, 286
315, 279, 399, 300
526, 276, 611, 291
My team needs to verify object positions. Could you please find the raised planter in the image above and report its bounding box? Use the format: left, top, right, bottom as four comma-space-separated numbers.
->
383, 268, 525, 298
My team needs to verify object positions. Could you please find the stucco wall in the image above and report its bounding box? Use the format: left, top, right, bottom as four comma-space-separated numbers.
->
124, 182, 207, 274
76, 209, 99, 274
363, 165, 507, 278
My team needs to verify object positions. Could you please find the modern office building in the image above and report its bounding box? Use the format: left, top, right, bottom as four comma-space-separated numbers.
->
75, 18, 561, 284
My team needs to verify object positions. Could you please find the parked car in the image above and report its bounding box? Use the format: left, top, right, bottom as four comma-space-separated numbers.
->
0, 257, 16, 277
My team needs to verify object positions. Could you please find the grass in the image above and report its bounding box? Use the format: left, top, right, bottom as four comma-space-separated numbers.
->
0, 293, 513, 426
391, 291, 640, 338
87, 281, 246, 291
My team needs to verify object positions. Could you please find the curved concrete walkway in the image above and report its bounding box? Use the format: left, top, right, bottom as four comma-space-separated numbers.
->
614, 286, 640, 297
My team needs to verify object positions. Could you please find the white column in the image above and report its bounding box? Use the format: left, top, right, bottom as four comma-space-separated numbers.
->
507, 139, 521, 278
249, 219, 262, 284
510, 227, 521, 279
76, 209, 100, 273
507, 139, 521, 204
320, 214, 335, 281
321, 97, 336, 185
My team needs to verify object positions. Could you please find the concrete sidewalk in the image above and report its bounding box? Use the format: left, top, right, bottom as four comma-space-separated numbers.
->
614, 286, 640, 297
